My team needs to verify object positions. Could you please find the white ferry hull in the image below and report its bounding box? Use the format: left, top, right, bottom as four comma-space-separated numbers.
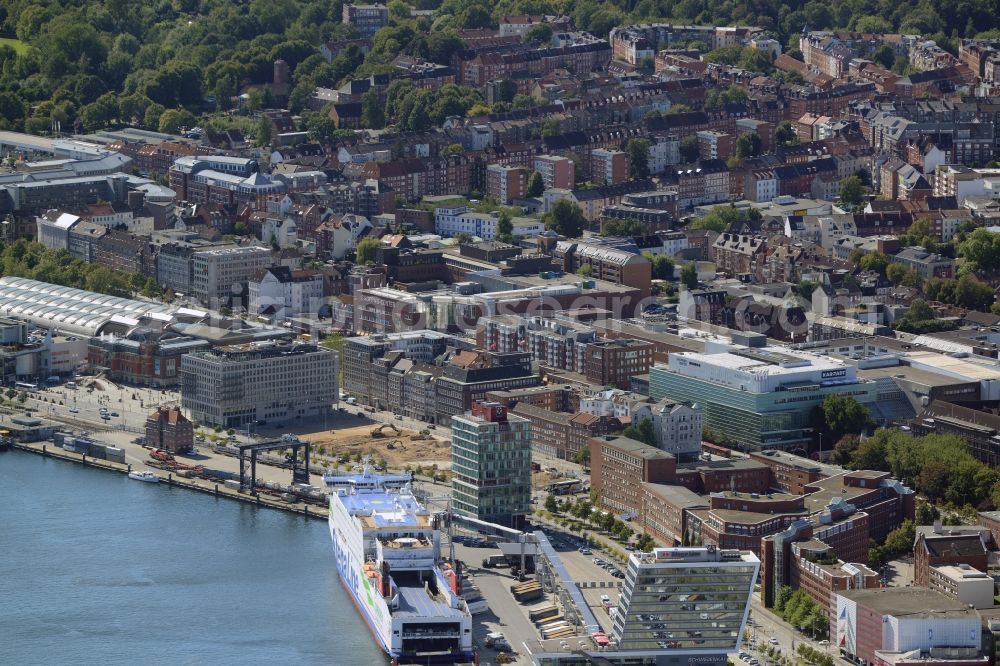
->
327, 472, 474, 664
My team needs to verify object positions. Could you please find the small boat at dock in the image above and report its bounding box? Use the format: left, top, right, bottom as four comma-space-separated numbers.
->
128, 470, 159, 483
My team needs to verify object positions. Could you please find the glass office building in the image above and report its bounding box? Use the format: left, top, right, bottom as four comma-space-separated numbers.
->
611, 546, 759, 656
648, 347, 883, 450
451, 401, 532, 529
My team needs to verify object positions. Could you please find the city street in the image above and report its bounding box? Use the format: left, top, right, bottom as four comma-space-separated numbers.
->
747, 600, 849, 666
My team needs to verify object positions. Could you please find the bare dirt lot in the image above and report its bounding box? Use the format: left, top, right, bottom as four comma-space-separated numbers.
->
295, 422, 453, 471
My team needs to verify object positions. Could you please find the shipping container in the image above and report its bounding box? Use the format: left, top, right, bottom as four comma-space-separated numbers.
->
223, 479, 242, 490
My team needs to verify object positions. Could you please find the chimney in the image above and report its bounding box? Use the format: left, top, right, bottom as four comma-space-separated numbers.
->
933, 520, 943, 534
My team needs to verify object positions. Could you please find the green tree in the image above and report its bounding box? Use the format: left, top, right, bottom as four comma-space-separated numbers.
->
254, 115, 272, 147
158, 108, 196, 135
775, 120, 798, 146
527, 170, 545, 197
915, 500, 939, 526
625, 138, 650, 180
494, 80, 517, 104
691, 204, 762, 233
544, 199, 586, 238
545, 493, 559, 512
680, 263, 698, 290
886, 262, 908, 286
574, 446, 590, 465
523, 23, 553, 44
622, 417, 656, 446
872, 44, 896, 69
868, 540, 886, 569
644, 253, 675, 280
360, 89, 385, 129
636, 533, 656, 552
905, 298, 935, 322
958, 227, 1000, 272
820, 394, 871, 438
735, 131, 762, 159
839, 175, 865, 209
858, 251, 889, 274
496, 211, 513, 243
738, 47, 774, 73
899, 218, 940, 252
602, 218, 648, 237
882, 520, 915, 559
679, 136, 700, 163
355, 237, 382, 264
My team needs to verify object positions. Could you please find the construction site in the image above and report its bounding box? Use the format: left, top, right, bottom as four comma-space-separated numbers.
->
293, 419, 454, 473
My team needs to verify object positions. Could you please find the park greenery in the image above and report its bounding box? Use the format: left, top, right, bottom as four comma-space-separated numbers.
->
545, 494, 637, 544
0, 0, 995, 138
690, 205, 762, 233
0, 238, 161, 299
832, 428, 1000, 510
892, 298, 959, 334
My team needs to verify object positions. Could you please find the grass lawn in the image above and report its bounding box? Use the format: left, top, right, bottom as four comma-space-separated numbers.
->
0, 38, 29, 55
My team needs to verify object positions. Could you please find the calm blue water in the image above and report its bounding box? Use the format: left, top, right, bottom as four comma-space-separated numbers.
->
0, 450, 389, 666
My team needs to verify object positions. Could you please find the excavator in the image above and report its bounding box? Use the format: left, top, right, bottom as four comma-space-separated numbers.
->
370, 423, 401, 438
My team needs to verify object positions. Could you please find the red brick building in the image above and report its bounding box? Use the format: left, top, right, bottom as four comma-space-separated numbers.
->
913, 526, 991, 588
641, 482, 709, 545
145, 406, 194, 454
590, 435, 677, 517
789, 540, 880, 612
750, 450, 824, 494
582, 339, 655, 390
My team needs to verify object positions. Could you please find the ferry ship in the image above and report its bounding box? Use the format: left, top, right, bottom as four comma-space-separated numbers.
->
327, 467, 474, 665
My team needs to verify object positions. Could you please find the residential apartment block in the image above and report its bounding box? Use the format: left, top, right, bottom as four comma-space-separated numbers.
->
486, 164, 528, 205
534, 155, 575, 189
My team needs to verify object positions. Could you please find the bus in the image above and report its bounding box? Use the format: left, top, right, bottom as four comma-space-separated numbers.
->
701, 442, 732, 458
545, 479, 584, 495
15, 382, 38, 390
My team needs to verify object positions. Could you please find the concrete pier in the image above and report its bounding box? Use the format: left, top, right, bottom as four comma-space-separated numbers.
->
9, 441, 328, 521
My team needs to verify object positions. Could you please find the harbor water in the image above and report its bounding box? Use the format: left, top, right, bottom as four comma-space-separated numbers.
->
0, 450, 389, 666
